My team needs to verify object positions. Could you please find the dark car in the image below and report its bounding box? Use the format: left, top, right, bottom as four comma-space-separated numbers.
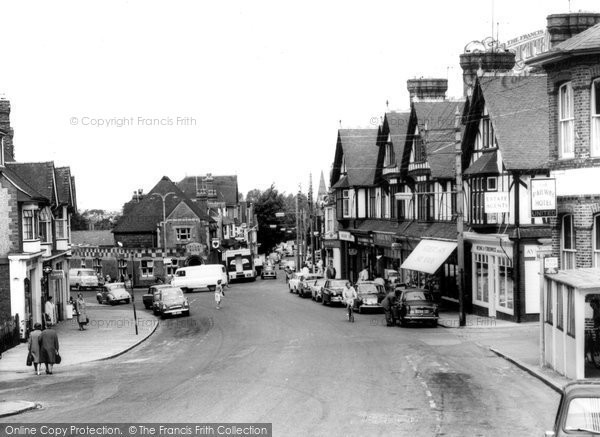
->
143, 284, 173, 310
397, 289, 439, 327
96, 283, 131, 305
353, 281, 386, 313
321, 279, 348, 306
298, 273, 323, 298
546, 380, 600, 436
310, 278, 328, 302
154, 286, 190, 318
261, 265, 277, 280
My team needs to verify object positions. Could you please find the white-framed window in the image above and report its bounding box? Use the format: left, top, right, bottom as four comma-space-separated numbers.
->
39, 208, 52, 243
561, 214, 576, 269
342, 190, 350, 217
556, 285, 563, 331
481, 115, 496, 149
567, 286, 575, 337
558, 82, 575, 159
141, 259, 154, 278
22, 208, 39, 241
594, 215, 600, 268
497, 257, 514, 312
487, 177, 497, 191
117, 259, 128, 281
384, 143, 395, 167
176, 227, 192, 241
55, 206, 67, 239
167, 259, 180, 276
325, 207, 335, 234
474, 253, 489, 305
592, 79, 600, 157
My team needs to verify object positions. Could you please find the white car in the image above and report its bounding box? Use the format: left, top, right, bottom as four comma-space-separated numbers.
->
69, 268, 99, 290
288, 272, 304, 293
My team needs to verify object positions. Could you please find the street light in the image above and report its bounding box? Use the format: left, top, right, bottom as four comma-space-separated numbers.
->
151, 192, 178, 253
117, 241, 138, 335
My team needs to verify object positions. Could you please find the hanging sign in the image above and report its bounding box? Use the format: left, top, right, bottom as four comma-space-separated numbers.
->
531, 178, 557, 217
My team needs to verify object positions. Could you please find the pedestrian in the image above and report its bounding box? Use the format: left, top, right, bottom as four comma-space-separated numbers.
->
28, 323, 43, 375
105, 274, 112, 284
374, 274, 386, 287
44, 296, 56, 327
301, 264, 310, 276
358, 267, 369, 282
215, 279, 225, 309
325, 262, 336, 279
381, 288, 401, 327
39, 325, 59, 375
76, 292, 88, 331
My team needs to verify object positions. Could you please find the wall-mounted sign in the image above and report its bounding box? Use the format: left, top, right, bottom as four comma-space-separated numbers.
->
374, 233, 394, 247
473, 243, 513, 259
531, 178, 557, 217
348, 248, 358, 256
323, 240, 341, 249
484, 192, 509, 214
211, 238, 220, 249
338, 231, 355, 242
544, 256, 558, 275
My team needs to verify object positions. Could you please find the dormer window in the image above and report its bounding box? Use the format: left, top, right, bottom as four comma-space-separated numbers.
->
481, 116, 496, 149
558, 82, 575, 159
384, 143, 395, 167
591, 79, 600, 157
340, 156, 347, 175
412, 136, 426, 163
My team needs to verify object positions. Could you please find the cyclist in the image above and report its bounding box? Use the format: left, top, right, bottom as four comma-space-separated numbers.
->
342, 282, 358, 322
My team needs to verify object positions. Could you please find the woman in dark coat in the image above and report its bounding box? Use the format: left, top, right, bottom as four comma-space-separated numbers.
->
76, 293, 88, 330
39, 326, 59, 374
28, 323, 43, 375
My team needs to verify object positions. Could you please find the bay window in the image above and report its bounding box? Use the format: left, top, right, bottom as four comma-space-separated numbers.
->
22, 208, 39, 241
39, 208, 52, 243
558, 82, 574, 158
342, 190, 350, 218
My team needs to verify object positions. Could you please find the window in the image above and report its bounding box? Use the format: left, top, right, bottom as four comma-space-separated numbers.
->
413, 136, 426, 163
497, 258, 514, 311
556, 285, 564, 331
487, 177, 497, 191
325, 207, 335, 234
340, 156, 347, 175
342, 190, 350, 217
474, 254, 489, 304
470, 177, 500, 225
561, 214, 576, 269
369, 188, 376, 218
93, 258, 102, 275
567, 287, 575, 337
594, 215, 600, 268
384, 143, 395, 167
141, 260, 154, 278
389, 185, 398, 219
546, 279, 553, 325
22, 209, 38, 240
167, 259, 179, 276
481, 116, 496, 149
558, 82, 575, 158
176, 227, 192, 241
417, 182, 432, 221
592, 79, 600, 157
118, 259, 128, 281
39, 208, 51, 243
55, 206, 67, 239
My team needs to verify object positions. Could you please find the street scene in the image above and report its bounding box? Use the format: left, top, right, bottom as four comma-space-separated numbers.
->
4, 0, 600, 436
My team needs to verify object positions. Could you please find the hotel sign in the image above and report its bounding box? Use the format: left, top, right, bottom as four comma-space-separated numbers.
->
503, 29, 549, 71
531, 178, 557, 217
484, 192, 509, 214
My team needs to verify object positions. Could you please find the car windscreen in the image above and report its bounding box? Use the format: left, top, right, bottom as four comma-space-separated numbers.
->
161, 289, 183, 300
403, 291, 434, 301
328, 280, 347, 288
565, 397, 600, 432
357, 284, 380, 295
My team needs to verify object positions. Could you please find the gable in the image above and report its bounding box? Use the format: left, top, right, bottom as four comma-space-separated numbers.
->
167, 201, 202, 221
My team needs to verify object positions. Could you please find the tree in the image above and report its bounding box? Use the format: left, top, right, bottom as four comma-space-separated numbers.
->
70, 211, 90, 231
245, 189, 262, 204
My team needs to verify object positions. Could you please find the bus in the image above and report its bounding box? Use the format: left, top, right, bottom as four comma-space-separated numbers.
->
223, 248, 256, 282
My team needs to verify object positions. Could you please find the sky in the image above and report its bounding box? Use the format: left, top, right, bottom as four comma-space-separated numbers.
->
0, 0, 598, 211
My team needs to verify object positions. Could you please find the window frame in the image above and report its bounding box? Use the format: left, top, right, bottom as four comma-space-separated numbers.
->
591, 78, 600, 157
342, 190, 350, 218
141, 259, 154, 278
594, 214, 600, 268
561, 214, 576, 269
176, 227, 192, 242
22, 208, 39, 241
558, 82, 575, 159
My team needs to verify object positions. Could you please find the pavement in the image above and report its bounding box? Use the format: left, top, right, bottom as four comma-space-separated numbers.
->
0, 297, 157, 417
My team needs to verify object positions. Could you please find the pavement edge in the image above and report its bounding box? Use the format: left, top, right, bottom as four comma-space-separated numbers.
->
95, 317, 160, 362
489, 347, 563, 394
0, 401, 40, 419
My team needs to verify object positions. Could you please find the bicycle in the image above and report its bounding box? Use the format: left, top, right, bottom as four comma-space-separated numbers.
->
346, 300, 355, 323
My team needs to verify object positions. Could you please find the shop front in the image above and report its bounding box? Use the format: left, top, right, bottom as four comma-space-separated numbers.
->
373, 232, 398, 278
322, 238, 342, 279
9, 252, 43, 339
400, 239, 457, 297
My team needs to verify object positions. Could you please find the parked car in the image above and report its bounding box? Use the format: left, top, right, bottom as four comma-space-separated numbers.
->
69, 268, 99, 291
310, 278, 328, 302
397, 289, 439, 327
142, 284, 173, 310
261, 265, 277, 280
545, 380, 600, 436
298, 273, 323, 297
321, 279, 348, 306
288, 272, 304, 293
96, 283, 131, 305
170, 264, 228, 292
353, 281, 386, 313
279, 259, 288, 270
154, 286, 190, 318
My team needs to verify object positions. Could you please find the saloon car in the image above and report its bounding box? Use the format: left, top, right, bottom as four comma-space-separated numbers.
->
545, 380, 600, 436
142, 284, 173, 310
309, 278, 328, 302
397, 289, 439, 327
297, 273, 323, 298
261, 265, 277, 280
96, 283, 131, 305
154, 286, 190, 318
353, 281, 386, 313
321, 279, 348, 306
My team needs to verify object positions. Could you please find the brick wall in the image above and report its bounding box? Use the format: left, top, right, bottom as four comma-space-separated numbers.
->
0, 261, 11, 322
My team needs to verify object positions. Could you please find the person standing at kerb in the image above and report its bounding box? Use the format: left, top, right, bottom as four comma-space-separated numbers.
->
215, 280, 225, 309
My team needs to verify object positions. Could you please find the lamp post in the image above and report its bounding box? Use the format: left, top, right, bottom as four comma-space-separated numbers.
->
117, 241, 138, 335
455, 107, 466, 327
151, 192, 177, 251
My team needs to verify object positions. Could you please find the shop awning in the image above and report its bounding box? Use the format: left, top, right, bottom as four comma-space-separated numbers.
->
400, 239, 457, 274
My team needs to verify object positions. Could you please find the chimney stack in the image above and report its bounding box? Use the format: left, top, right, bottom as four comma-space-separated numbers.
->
546, 12, 600, 49
406, 78, 448, 104
0, 99, 15, 162
459, 51, 515, 98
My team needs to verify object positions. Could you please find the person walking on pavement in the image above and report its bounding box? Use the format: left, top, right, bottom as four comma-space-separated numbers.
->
76, 292, 88, 331
381, 288, 401, 327
358, 267, 369, 282
44, 296, 56, 328
215, 279, 225, 309
28, 323, 43, 375
39, 325, 59, 375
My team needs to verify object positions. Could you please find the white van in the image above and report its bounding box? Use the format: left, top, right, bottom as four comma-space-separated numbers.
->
69, 268, 99, 290
170, 264, 228, 292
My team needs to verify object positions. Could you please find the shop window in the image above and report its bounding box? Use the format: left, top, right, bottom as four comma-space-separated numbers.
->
567, 287, 575, 337
591, 79, 600, 157
474, 253, 489, 305
497, 258, 514, 312
557, 285, 564, 331
558, 82, 574, 159
141, 260, 154, 278
546, 279, 553, 325
561, 214, 576, 269
594, 215, 600, 268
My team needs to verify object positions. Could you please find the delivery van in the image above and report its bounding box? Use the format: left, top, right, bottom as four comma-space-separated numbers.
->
69, 268, 99, 290
170, 264, 228, 292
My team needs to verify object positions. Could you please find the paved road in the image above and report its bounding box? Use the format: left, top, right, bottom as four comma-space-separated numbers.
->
2, 271, 559, 436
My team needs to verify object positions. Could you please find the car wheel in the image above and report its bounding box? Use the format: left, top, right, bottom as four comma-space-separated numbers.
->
109, 299, 116, 306
125, 299, 130, 304
322, 296, 327, 305
97, 297, 102, 304
431, 321, 438, 328
160, 313, 167, 320
153, 308, 159, 316
184, 311, 190, 317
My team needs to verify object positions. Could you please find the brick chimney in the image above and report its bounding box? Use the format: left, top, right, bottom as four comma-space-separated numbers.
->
406, 78, 448, 104
546, 12, 600, 49
459, 51, 515, 98
0, 99, 15, 162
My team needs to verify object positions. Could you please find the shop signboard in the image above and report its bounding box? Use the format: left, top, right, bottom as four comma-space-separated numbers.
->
322, 240, 341, 249
338, 231, 355, 243
531, 178, 557, 217
373, 233, 394, 247
544, 257, 558, 275
484, 192, 509, 214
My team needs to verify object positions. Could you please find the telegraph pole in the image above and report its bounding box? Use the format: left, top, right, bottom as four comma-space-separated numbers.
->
295, 188, 300, 271
455, 107, 466, 327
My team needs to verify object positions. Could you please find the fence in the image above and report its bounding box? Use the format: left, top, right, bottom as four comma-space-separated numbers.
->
0, 314, 21, 354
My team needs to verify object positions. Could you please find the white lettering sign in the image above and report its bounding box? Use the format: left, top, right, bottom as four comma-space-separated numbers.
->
338, 231, 355, 242
484, 192, 509, 214
531, 178, 557, 217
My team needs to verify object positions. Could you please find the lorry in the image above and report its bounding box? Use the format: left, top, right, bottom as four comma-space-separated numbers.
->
223, 248, 256, 282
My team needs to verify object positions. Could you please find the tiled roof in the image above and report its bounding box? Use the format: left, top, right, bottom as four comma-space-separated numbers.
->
477, 75, 548, 170
528, 22, 600, 65
54, 166, 75, 207
331, 175, 349, 189
178, 175, 239, 205
6, 161, 56, 203
338, 128, 379, 187
384, 112, 411, 165
426, 130, 456, 179
113, 176, 213, 234
464, 150, 499, 175
71, 230, 114, 247
342, 220, 462, 242
1, 166, 47, 201
413, 101, 464, 132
